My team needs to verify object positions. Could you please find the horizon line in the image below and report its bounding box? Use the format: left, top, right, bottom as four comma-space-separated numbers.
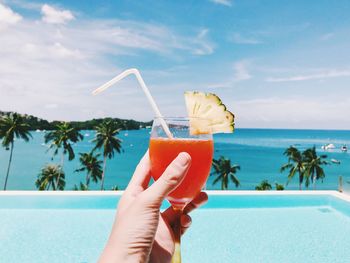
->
1, 110, 350, 131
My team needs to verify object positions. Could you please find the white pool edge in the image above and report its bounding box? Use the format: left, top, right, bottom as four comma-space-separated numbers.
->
1, 190, 350, 202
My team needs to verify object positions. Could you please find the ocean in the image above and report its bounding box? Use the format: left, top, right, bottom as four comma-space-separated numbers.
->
0, 129, 349, 190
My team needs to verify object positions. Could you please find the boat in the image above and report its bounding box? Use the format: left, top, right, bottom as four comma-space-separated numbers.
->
327, 143, 335, 149
321, 143, 336, 150
124, 132, 128, 137
36, 129, 41, 133
341, 145, 348, 152
331, 159, 341, 164
84, 133, 90, 137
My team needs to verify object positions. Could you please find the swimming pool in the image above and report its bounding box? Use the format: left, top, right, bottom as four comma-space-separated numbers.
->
1, 191, 350, 263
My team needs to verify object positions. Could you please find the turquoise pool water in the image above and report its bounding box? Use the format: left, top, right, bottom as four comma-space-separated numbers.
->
1, 193, 350, 262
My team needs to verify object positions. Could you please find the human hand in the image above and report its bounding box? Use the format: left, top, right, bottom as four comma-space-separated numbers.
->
98, 151, 208, 263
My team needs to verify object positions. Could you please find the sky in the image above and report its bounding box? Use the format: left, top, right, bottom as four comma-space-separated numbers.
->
1, 0, 350, 129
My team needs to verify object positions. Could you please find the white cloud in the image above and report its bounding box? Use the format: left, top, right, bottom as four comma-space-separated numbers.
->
266, 69, 350, 82
230, 33, 262, 44
0, 8, 216, 121
209, 0, 232, 7
41, 4, 75, 24
0, 3, 22, 25
191, 28, 214, 55
233, 60, 251, 81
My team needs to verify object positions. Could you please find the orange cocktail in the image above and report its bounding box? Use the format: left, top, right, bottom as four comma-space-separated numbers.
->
150, 138, 213, 206
149, 117, 214, 209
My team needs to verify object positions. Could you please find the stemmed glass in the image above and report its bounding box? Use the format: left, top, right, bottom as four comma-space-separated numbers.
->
149, 117, 214, 263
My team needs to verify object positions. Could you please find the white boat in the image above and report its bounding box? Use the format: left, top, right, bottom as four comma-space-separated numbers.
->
322, 143, 336, 150
124, 133, 128, 137
331, 159, 341, 164
36, 129, 41, 133
84, 133, 90, 137
341, 145, 348, 152
327, 143, 335, 149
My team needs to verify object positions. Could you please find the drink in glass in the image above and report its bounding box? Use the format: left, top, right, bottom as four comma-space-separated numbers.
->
149, 117, 214, 262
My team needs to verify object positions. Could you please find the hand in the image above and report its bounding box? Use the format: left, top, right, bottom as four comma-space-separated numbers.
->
98, 151, 208, 263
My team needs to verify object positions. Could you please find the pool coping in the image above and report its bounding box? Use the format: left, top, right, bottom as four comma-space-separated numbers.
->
1, 190, 349, 203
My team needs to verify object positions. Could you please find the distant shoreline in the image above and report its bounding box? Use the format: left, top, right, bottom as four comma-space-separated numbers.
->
0, 111, 152, 131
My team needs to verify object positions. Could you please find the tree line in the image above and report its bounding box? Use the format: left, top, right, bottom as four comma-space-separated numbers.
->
0, 111, 152, 131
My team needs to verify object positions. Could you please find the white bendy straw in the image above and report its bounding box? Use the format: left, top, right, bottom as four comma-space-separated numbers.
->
92, 68, 173, 138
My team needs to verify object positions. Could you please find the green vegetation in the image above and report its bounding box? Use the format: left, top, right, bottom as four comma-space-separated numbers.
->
0, 111, 146, 191
75, 152, 103, 187
45, 122, 83, 189
211, 156, 240, 190
0, 111, 152, 131
281, 146, 329, 189
92, 120, 123, 190
0, 113, 32, 190
111, 185, 119, 191
36, 164, 65, 190
275, 183, 285, 191
255, 180, 285, 190
73, 182, 89, 191
303, 146, 329, 189
280, 146, 305, 190
255, 180, 272, 190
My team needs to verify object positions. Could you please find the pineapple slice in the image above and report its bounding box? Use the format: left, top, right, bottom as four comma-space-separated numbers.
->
184, 91, 234, 134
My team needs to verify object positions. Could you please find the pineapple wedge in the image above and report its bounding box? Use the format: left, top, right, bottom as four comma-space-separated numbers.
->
184, 91, 234, 135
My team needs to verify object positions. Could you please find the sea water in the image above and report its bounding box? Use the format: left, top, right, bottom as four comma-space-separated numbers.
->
0, 129, 349, 190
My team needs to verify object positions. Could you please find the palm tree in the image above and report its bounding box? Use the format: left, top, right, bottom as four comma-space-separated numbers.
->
75, 152, 103, 186
111, 185, 119, 191
73, 182, 89, 191
92, 120, 122, 190
302, 146, 329, 189
0, 113, 32, 190
280, 146, 305, 190
45, 122, 83, 189
255, 180, 272, 190
211, 156, 240, 190
36, 164, 65, 190
275, 183, 285, 191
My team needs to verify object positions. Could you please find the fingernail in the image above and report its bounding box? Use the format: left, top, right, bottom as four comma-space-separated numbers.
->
177, 152, 191, 166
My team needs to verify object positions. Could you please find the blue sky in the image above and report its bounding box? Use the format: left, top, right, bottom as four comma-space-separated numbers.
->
1, 0, 350, 129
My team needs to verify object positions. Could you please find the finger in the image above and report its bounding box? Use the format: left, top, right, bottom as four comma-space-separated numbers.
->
180, 214, 192, 235
126, 150, 152, 192
183, 191, 208, 214
162, 191, 208, 224
142, 152, 191, 206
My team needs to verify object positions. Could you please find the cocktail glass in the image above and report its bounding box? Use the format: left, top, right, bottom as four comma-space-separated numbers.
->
149, 117, 214, 263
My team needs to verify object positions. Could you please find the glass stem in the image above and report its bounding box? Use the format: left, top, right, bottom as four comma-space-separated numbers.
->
171, 208, 183, 263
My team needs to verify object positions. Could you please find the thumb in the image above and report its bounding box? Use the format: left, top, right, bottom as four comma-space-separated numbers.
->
142, 152, 191, 206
